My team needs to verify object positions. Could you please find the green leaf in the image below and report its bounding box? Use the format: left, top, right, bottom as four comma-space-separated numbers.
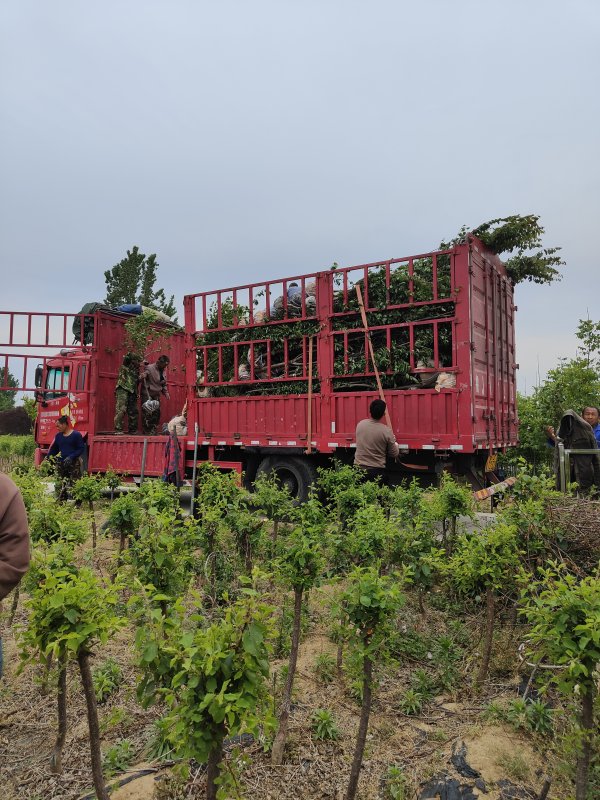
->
143, 642, 159, 663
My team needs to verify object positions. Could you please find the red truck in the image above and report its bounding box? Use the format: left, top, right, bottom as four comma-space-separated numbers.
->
1, 235, 517, 497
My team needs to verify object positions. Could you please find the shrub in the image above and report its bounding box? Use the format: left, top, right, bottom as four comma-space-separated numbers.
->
311, 709, 341, 740
93, 658, 123, 704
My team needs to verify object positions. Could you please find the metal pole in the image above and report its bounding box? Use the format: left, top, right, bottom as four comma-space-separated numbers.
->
140, 438, 148, 486
306, 336, 313, 454
190, 422, 199, 517
557, 442, 566, 493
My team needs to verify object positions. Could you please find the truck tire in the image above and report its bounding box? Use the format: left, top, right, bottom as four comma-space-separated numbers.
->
255, 456, 317, 504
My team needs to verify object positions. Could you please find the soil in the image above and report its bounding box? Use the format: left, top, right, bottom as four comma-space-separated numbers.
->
0, 507, 557, 800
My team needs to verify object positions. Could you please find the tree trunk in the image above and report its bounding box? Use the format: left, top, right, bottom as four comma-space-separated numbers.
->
271, 587, 303, 764
336, 611, 345, 676
207, 526, 217, 598
244, 534, 252, 575
112, 530, 128, 582
271, 518, 279, 548
77, 649, 109, 800
345, 643, 373, 800
8, 584, 20, 626
50, 653, 68, 774
89, 500, 97, 548
40, 651, 53, 696
575, 687, 594, 800
206, 736, 224, 800
449, 517, 457, 554
475, 585, 495, 689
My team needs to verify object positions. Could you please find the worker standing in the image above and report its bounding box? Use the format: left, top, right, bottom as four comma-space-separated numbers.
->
114, 352, 142, 435
354, 399, 399, 485
47, 415, 86, 500
141, 355, 170, 435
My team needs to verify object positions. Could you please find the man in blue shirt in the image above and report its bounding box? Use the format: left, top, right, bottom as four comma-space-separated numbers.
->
582, 406, 600, 447
47, 415, 86, 501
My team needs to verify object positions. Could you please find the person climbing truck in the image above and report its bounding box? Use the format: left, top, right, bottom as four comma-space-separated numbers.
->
114, 352, 142, 434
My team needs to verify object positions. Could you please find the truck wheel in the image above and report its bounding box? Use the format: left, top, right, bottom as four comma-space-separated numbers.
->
255, 456, 317, 504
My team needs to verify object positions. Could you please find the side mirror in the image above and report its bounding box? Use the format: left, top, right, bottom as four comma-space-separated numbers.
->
34, 365, 43, 388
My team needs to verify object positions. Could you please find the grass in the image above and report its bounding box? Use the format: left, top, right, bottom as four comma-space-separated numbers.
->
497, 752, 531, 782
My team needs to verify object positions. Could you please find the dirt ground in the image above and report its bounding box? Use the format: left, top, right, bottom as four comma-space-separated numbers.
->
0, 510, 555, 800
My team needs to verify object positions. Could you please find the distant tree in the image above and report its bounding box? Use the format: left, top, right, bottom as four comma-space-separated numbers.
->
22, 396, 38, 422
441, 214, 564, 285
576, 318, 600, 368
104, 246, 177, 319
0, 367, 18, 411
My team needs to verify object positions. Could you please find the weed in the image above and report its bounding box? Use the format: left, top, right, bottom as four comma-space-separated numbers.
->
99, 707, 132, 734
410, 668, 435, 699
485, 697, 553, 737
102, 738, 134, 776
146, 716, 175, 762
387, 627, 430, 661
525, 699, 553, 736
382, 765, 407, 800
398, 688, 423, 715
431, 634, 461, 690
311, 709, 341, 740
92, 658, 123, 704
314, 653, 336, 684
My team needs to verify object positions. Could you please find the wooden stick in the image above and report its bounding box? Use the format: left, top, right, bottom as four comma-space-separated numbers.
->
306, 336, 313, 453
355, 285, 392, 429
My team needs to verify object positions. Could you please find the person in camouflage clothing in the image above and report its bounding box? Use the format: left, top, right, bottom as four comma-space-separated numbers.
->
114, 352, 141, 434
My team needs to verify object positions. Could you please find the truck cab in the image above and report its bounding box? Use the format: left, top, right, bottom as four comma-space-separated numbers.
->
34, 350, 91, 464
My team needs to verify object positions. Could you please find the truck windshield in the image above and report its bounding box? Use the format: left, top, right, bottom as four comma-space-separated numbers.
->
45, 366, 70, 399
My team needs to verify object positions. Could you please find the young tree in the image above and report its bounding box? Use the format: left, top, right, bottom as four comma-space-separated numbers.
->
252, 472, 295, 550
271, 527, 324, 764
227, 502, 266, 575
429, 475, 474, 554
72, 474, 105, 548
20, 566, 122, 799
341, 566, 404, 800
523, 568, 600, 800
104, 245, 176, 318
137, 589, 275, 800
126, 512, 193, 615
106, 492, 141, 565
195, 464, 243, 599
447, 522, 522, 688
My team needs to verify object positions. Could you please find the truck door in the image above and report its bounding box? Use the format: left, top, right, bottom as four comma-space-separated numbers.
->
72, 362, 90, 430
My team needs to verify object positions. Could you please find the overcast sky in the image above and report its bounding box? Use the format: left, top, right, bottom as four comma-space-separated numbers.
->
1, 0, 598, 393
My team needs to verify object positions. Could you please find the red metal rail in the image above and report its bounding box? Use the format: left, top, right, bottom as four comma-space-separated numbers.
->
183, 239, 518, 455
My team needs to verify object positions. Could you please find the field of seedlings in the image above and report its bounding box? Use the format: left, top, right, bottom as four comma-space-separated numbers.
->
1, 462, 599, 800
